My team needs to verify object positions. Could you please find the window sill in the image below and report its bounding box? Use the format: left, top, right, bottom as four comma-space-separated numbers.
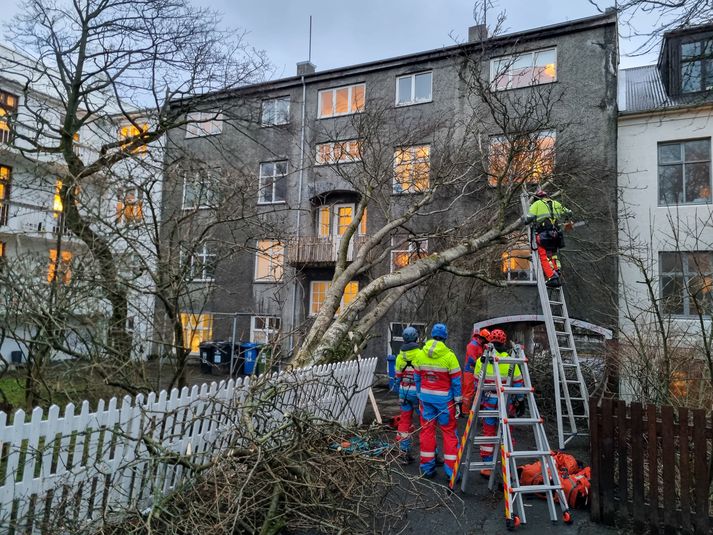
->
185, 132, 222, 140
658, 201, 712, 207
314, 160, 362, 167
257, 200, 287, 206
395, 99, 433, 108
260, 122, 290, 128
318, 111, 364, 120
182, 205, 212, 211
254, 279, 283, 284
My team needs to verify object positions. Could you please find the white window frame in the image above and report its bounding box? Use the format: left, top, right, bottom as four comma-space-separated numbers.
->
395, 71, 433, 106
388, 322, 427, 355
254, 239, 285, 282
250, 315, 281, 344
502, 238, 536, 285
258, 161, 288, 204
185, 112, 223, 138
309, 280, 359, 317
182, 168, 217, 210
261, 97, 290, 126
392, 144, 431, 194
659, 251, 713, 317
315, 140, 362, 165
390, 236, 429, 272
489, 47, 557, 91
318, 83, 365, 118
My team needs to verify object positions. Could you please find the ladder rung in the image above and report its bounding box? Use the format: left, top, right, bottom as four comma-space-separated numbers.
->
558, 347, 574, 351
565, 380, 583, 384
473, 410, 499, 418
552, 316, 567, 322
503, 417, 542, 425
561, 363, 579, 368
501, 387, 533, 394
555, 331, 569, 336
567, 397, 586, 401
549, 300, 563, 305
506, 450, 553, 458
494, 357, 527, 365
467, 461, 497, 470
472, 436, 501, 444
511, 484, 562, 493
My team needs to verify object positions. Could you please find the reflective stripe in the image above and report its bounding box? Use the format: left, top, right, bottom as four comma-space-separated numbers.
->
480, 446, 494, 453
418, 364, 450, 372
443, 454, 458, 460
449, 369, 461, 375
420, 388, 450, 396
420, 450, 436, 458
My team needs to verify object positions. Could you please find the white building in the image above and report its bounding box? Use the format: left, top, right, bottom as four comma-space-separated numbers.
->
618, 25, 713, 403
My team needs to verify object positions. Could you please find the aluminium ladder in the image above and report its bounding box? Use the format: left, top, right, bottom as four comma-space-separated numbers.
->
454, 343, 572, 529
520, 192, 589, 449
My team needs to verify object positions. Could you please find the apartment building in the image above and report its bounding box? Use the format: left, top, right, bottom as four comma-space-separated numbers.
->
618, 24, 713, 402
162, 12, 619, 368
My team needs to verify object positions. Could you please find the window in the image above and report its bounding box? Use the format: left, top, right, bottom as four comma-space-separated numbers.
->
658, 139, 711, 205
318, 84, 365, 118
396, 72, 432, 106
261, 97, 290, 126
490, 48, 557, 90
119, 123, 149, 154
184, 243, 216, 282
254, 240, 284, 282
116, 188, 143, 223
309, 280, 358, 316
258, 161, 288, 204
180, 312, 213, 354
502, 240, 535, 283
393, 145, 430, 193
53, 179, 63, 217
185, 112, 223, 138
0, 90, 18, 144
681, 39, 713, 93
316, 204, 366, 236
391, 236, 428, 272
0, 164, 10, 226
48, 249, 72, 284
315, 140, 362, 165
183, 168, 217, 210
389, 322, 426, 354
488, 131, 555, 186
251, 316, 281, 344
660, 251, 713, 316
0, 241, 5, 260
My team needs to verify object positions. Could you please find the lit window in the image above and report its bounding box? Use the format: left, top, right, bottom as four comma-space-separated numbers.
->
502, 239, 535, 283
681, 39, 713, 93
251, 316, 281, 344
396, 71, 432, 106
318, 84, 365, 118
309, 280, 359, 316
391, 236, 428, 272
255, 239, 285, 282
180, 312, 213, 354
0, 164, 10, 226
53, 179, 63, 217
393, 145, 430, 193
488, 131, 555, 186
658, 139, 711, 205
116, 188, 143, 223
261, 97, 290, 126
258, 161, 288, 204
0, 90, 18, 144
119, 123, 149, 154
48, 249, 72, 284
315, 140, 362, 165
185, 112, 223, 138
183, 168, 217, 210
184, 243, 216, 282
490, 48, 557, 90
315, 204, 366, 236
660, 251, 713, 316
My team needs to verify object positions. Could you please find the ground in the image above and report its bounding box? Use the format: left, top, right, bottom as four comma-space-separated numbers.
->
367, 385, 624, 535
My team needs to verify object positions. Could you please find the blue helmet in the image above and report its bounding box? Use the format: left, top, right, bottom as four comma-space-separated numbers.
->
431, 323, 448, 340
402, 326, 418, 343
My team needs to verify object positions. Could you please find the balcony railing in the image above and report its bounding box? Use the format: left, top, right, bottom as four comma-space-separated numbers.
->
287, 235, 369, 266
0, 201, 74, 238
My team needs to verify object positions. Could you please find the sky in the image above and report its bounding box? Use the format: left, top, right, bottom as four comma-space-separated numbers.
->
4, 0, 661, 78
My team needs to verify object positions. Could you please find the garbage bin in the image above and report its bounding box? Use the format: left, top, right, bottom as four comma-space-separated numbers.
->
386, 354, 397, 392
256, 345, 270, 375
241, 343, 259, 375
199, 342, 217, 374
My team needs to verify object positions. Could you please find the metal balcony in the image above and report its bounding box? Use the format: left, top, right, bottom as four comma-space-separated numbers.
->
287, 235, 369, 266
0, 201, 74, 239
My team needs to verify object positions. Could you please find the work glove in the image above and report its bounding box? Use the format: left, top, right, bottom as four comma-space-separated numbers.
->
454, 402, 463, 419
522, 214, 536, 224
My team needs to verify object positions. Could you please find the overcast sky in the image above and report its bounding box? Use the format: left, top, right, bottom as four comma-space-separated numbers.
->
4, 0, 660, 78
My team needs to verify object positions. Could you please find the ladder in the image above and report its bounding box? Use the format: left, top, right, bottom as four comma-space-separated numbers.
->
520, 192, 589, 449
453, 343, 572, 529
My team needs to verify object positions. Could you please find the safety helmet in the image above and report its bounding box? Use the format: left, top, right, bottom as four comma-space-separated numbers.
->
534, 188, 548, 199
431, 323, 448, 340
478, 328, 491, 340
402, 326, 418, 343
488, 329, 507, 344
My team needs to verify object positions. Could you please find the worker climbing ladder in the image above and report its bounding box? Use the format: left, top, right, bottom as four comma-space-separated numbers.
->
452, 343, 572, 529
520, 192, 590, 449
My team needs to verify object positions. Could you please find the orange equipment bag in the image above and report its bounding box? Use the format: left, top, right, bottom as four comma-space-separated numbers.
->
560, 467, 591, 509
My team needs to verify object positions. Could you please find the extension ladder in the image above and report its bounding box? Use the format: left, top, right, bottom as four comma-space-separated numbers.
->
452, 343, 572, 529
520, 193, 590, 449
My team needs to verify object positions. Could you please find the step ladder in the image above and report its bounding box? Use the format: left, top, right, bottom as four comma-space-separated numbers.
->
520, 192, 589, 449
452, 343, 572, 529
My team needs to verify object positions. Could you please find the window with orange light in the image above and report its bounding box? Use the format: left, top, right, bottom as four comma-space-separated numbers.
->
309, 280, 358, 316
390, 236, 428, 272
119, 123, 149, 154
180, 312, 213, 354
488, 131, 555, 186
48, 249, 72, 284
0, 164, 10, 226
316, 204, 366, 237
116, 188, 143, 223
318, 84, 365, 118
254, 239, 285, 282
0, 90, 18, 144
53, 179, 63, 217
501, 237, 535, 283
490, 48, 557, 90
393, 145, 430, 193
315, 139, 362, 165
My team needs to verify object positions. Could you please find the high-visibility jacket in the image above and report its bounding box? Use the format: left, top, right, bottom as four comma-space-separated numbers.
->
395, 343, 425, 399
473, 349, 524, 389
528, 198, 572, 228
414, 339, 462, 405
465, 336, 485, 373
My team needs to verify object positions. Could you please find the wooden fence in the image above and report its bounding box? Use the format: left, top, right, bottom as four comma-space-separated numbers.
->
589, 398, 713, 534
0, 358, 377, 534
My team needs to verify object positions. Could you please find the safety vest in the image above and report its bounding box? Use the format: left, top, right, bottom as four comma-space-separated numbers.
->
528, 198, 570, 228
473, 350, 523, 386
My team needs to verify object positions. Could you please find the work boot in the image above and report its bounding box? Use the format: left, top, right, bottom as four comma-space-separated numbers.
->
399, 452, 415, 466
545, 274, 561, 288
421, 469, 437, 479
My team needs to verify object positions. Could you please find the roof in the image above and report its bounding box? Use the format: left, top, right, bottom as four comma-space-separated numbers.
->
619, 64, 713, 115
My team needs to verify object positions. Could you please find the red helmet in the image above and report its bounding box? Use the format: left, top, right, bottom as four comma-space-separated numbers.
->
534, 188, 548, 199
488, 329, 507, 344
478, 328, 491, 340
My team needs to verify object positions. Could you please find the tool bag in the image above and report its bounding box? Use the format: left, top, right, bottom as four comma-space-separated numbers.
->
517, 454, 591, 509
560, 467, 591, 509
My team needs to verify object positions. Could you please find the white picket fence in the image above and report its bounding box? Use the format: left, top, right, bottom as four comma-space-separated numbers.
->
0, 358, 377, 534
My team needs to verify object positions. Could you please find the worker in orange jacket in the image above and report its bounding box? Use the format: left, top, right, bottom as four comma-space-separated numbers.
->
461, 328, 490, 414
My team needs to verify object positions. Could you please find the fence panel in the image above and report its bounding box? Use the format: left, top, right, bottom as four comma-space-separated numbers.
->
0, 358, 377, 534
590, 398, 712, 534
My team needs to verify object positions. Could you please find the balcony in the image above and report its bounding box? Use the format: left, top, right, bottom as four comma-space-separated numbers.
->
0, 201, 74, 239
287, 235, 369, 266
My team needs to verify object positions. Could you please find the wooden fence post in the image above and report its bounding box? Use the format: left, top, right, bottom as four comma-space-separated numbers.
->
589, 397, 602, 522
630, 402, 644, 529
661, 405, 676, 532
692, 409, 711, 535
646, 404, 660, 528
601, 398, 616, 524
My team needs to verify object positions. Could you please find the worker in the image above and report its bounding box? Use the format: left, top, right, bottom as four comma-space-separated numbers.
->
527, 188, 573, 288
461, 328, 490, 414
414, 322, 462, 480
474, 328, 524, 477
394, 326, 425, 465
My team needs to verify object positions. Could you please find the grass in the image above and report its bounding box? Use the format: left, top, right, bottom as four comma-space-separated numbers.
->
0, 376, 26, 410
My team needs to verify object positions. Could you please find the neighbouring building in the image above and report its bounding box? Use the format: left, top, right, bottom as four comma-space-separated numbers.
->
161, 12, 619, 371
618, 24, 713, 404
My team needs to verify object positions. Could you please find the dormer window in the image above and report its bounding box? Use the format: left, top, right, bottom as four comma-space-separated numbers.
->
681, 39, 713, 93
